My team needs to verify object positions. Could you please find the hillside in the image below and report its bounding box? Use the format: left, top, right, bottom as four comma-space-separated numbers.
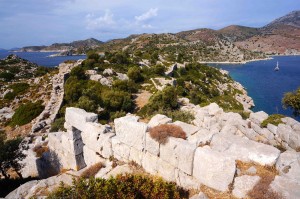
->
19, 38, 103, 54
235, 11, 300, 55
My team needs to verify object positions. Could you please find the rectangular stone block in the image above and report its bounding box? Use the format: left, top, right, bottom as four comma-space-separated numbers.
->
157, 158, 176, 182
83, 146, 104, 167
114, 115, 147, 151
129, 147, 144, 166
160, 137, 196, 175
145, 132, 160, 156
142, 152, 158, 175
111, 137, 130, 161
65, 107, 98, 132
193, 146, 236, 192
175, 169, 200, 190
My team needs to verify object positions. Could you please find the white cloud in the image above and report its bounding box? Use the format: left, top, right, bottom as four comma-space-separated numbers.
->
135, 8, 158, 22
86, 9, 115, 30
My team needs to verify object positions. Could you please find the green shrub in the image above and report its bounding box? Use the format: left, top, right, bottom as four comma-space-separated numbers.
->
4, 92, 16, 100
47, 174, 189, 199
50, 117, 65, 132
282, 87, 300, 116
10, 101, 44, 126
127, 66, 144, 82
0, 72, 15, 81
261, 114, 285, 128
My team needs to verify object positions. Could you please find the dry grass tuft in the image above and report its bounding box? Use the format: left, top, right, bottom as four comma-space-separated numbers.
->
236, 161, 283, 199
149, 124, 186, 144
33, 144, 49, 158
80, 162, 103, 178
200, 185, 237, 199
248, 176, 284, 199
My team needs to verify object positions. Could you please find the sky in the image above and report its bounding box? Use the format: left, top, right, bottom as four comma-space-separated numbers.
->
0, 0, 299, 49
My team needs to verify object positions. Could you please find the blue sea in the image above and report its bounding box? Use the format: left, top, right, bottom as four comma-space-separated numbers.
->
211, 56, 300, 120
0, 50, 86, 67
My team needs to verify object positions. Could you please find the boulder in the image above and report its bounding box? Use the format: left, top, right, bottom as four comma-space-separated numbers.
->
103, 68, 114, 76
267, 124, 278, 135
249, 111, 268, 125
232, 175, 261, 198
148, 114, 172, 128
193, 146, 236, 192
5, 174, 74, 199
116, 73, 128, 80
114, 115, 147, 151
206, 103, 223, 116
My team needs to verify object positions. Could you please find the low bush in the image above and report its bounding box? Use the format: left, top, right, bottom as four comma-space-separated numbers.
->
10, 101, 44, 126
50, 117, 65, 132
80, 162, 103, 179
4, 83, 30, 101
261, 114, 284, 128
47, 174, 189, 199
149, 124, 186, 144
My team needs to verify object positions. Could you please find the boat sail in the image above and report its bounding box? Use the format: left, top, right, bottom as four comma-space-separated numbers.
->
274, 61, 279, 71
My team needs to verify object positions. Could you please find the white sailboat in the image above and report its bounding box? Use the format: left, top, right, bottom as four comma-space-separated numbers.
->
274, 61, 279, 71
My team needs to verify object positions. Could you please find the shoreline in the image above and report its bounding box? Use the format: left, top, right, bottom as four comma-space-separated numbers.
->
198, 57, 273, 65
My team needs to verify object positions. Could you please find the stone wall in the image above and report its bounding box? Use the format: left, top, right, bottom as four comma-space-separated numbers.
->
47, 103, 300, 197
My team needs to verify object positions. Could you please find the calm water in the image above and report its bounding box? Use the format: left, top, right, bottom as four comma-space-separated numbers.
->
211, 56, 300, 120
0, 50, 86, 67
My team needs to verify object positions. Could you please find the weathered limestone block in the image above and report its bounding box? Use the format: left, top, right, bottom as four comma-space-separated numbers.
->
175, 169, 200, 190
160, 137, 196, 175
157, 158, 176, 182
145, 132, 160, 156
114, 115, 147, 151
193, 146, 236, 192
103, 165, 133, 179
83, 146, 104, 166
267, 124, 278, 135
270, 176, 300, 199
129, 147, 144, 166
187, 128, 215, 146
205, 103, 223, 116
65, 108, 98, 132
276, 150, 300, 181
142, 152, 158, 175
111, 137, 131, 161
249, 111, 268, 125
98, 133, 114, 158
277, 124, 300, 150
232, 175, 260, 198
211, 133, 280, 166
148, 114, 172, 128
173, 121, 200, 137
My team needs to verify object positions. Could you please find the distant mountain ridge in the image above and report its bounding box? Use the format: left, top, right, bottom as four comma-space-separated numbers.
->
19, 38, 103, 53
19, 10, 300, 59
